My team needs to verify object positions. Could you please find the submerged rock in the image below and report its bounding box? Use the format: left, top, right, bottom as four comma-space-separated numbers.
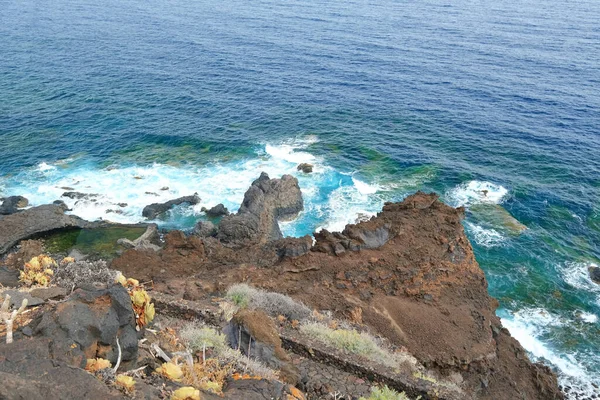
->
218, 173, 303, 244
62, 191, 99, 201
142, 194, 200, 219
297, 163, 314, 173
0, 204, 92, 255
589, 265, 600, 284
0, 196, 29, 215
117, 223, 161, 251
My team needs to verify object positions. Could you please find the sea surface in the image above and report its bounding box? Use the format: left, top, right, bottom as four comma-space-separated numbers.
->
1, 0, 599, 396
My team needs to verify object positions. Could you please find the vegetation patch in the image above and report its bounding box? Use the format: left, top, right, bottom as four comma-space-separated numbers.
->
226, 284, 311, 320
360, 385, 417, 400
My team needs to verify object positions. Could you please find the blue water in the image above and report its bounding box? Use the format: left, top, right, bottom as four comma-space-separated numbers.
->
1, 0, 599, 395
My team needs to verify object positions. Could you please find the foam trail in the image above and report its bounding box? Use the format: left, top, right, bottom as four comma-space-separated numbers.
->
446, 180, 508, 207
464, 221, 506, 248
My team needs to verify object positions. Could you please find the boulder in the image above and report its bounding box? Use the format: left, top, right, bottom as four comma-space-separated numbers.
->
202, 203, 230, 217
218, 173, 303, 244
0, 196, 29, 215
192, 220, 217, 238
297, 163, 314, 173
225, 309, 300, 385
589, 265, 600, 284
312, 221, 391, 256
30, 285, 139, 369
142, 194, 200, 219
0, 267, 20, 287
0, 289, 44, 308
0, 204, 92, 255
271, 235, 313, 259
0, 338, 125, 400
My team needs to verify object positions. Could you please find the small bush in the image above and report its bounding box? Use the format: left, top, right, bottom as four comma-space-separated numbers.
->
360, 385, 414, 400
300, 322, 417, 370
179, 322, 277, 380
19, 255, 56, 286
226, 284, 311, 320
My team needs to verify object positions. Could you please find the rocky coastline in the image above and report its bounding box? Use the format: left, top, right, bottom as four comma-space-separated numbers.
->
0, 173, 565, 399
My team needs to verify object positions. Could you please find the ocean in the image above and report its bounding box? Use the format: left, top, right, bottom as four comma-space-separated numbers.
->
1, 0, 599, 396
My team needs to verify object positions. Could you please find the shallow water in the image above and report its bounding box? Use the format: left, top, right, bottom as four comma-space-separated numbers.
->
1, 0, 599, 395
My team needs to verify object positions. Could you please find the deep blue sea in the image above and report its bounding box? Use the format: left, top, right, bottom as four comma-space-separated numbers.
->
1, 0, 599, 396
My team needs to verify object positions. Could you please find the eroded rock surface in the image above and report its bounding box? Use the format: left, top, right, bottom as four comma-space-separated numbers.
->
0, 196, 29, 215
0, 204, 92, 255
217, 173, 303, 245
142, 194, 200, 219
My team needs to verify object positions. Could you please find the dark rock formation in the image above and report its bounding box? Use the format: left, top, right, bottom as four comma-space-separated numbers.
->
0, 196, 29, 215
29, 285, 139, 369
226, 309, 300, 385
0, 338, 125, 400
142, 194, 200, 219
271, 235, 313, 259
217, 173, 303, 245
589, 265, 600, 284
297, 163, 314, 173
62, 191, 99, 201
0, 288, 44, 308
202, 203, 229, 217
313, 221, 391, 256
0, 204, 92, 255
192, 220, 217, 238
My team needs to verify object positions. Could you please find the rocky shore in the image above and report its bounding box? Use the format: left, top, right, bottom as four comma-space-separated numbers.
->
0, 173, 564, 399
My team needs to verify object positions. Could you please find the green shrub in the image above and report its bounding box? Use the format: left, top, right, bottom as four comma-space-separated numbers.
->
360, 385, 414, 400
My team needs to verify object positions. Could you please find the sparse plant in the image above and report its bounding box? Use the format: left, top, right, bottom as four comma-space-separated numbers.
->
171, 387, 201, 400
300, 322, 417, 370
226, 284, 311, 320
115, 374, 136, 393
0, 294, 27, 344
85, 358, 112, 372
359, 385, 415, 400
116, 273, 155, 329
155, 362, 184, 382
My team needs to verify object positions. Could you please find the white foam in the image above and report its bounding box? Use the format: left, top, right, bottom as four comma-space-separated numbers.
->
1, 143, 385, 234
578, 311, 598, 324
464, 221, 506, 248
446, 180, 508, 208
501, 307, 598, 398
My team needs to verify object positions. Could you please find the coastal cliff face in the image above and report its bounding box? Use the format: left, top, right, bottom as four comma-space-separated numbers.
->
111, 190, 563, 399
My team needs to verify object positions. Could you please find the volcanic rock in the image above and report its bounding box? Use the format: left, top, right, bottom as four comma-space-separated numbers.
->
0, 338, 125, 400
0, 267, 20, 287
29, 284, 139, 368
117, 223, 161, 251
202, 203, 229, 217
142, 194, 200, 219
62, 191, 99, 200
0, 204, 92, 255
192, 220, 217, 238
226, 309, 300, 385
0, 196, 29, 215
217, 173, 303, 244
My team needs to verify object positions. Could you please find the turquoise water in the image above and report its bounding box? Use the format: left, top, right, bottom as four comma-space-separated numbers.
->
1, 0, 599, 395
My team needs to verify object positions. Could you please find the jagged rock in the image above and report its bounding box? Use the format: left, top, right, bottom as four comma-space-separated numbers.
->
217, 173, 303, 244
62, 191, 99, 200
226, 309, 300, 385
297, 163, 314, 173
0, 267, 20, 287
117, 224, 161, 251
0, 204, 92, 255
0, 196, 29, 215
0, 338, 125, 400
192, 220, 217, 238
202, 203, 230, 217
271, 235, 313, 259
589, 265, 600, 284
29, 285, 139, 369
142, 194, 200, 219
